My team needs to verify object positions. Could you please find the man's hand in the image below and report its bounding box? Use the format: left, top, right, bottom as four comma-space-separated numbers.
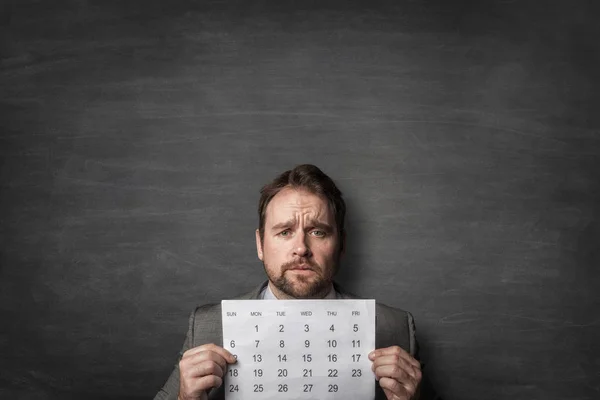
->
178, 343, 237, 400
369, 346, 422, 400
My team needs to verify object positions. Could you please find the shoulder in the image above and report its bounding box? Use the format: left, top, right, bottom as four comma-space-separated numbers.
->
374, 301, 417, 357
376, 301, 412, 322
375, 300, 414, 333
187, 303, 222, 347
188, 293, 250, 321
190, 302, 221, 320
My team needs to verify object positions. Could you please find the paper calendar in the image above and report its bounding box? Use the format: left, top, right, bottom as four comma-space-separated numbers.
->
222, 299, 376, 399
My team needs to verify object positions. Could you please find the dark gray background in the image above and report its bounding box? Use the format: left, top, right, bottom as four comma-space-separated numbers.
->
1, 1, 599, 399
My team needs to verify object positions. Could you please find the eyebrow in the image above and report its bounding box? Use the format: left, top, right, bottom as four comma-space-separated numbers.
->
270, 219, 334, 232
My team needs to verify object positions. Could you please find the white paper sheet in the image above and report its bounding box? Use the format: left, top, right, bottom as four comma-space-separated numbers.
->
222, 299, 376, 399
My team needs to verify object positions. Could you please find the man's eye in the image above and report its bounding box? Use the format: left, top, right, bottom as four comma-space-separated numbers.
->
279, 230, 291, 237
312, 230, 326, 237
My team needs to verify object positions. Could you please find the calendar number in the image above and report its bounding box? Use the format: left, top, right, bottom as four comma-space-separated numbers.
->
352, 353, 361, 362
328, 384, 339, 392
253, 369, 263, 377
305, 340, 310, 348
304, 324, 310, 332
253, 384, 264, 392
230, 340, 236, 348
352, 369, 362, 377
278, 384, 288, 392
353, 323, 359, 332
327, 354, 338, 362
328, 369, 338, 377
303, 384, 313, 392
253, 354, 262, 362
279, 324, 285, 332
279, 340, 285, 348
303, 368, 313, 377
278, 368, 288, 377
302, 354, 312, 362
254, 325, 259, 332
229, 384, 239, 392
228, 368, 238, 377
278, 354, 287, 362
327, 339, 337, 348
255, 340, 260, 348
330, 324, 335, 332
352, 339, 361, 348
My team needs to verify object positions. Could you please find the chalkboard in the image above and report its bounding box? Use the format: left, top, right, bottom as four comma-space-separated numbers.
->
1, 1, 599, 399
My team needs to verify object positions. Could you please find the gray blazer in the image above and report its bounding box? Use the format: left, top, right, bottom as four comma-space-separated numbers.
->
155, 281, 436, 400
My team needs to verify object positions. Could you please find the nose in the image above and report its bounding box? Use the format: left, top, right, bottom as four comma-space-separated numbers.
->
293, 233, 312, 258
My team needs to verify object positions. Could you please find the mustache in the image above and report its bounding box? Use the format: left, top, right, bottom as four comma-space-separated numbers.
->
282, 259, 319, 271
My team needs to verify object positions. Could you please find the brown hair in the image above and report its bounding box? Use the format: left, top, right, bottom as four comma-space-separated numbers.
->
258, 164, 346, 245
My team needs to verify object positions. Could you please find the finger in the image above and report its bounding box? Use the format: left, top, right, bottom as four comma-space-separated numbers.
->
180, 359, 225, 380
371, 354, 420, 380
383, 387, 396, 400
379, 377, 414, 400
369, 346, 421, 369
181, 373, 223, 396
369, 346, 419, 367
180, 351, 229, 376
383, 387, 409, 400
183, 343, 237, 363
373, 363, 414, 385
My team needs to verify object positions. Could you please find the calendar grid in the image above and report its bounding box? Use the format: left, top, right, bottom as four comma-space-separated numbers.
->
222, 299, 376, 399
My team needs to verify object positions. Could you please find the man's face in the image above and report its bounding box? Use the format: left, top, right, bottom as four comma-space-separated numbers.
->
255, 187, 344, 299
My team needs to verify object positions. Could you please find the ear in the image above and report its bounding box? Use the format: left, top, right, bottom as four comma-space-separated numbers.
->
255, 229, 264, 261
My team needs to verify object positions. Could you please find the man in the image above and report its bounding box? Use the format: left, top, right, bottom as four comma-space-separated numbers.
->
155, 164, 439, 400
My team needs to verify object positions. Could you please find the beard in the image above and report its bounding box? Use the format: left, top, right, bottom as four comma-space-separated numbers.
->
263, 258, 336, 299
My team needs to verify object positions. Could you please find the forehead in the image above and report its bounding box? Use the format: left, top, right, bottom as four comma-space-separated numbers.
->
265, 187, 333, 224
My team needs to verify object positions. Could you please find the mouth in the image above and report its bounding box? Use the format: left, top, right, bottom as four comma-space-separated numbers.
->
288, 264, 314, 272
290, 263, 311, 269
288, 269, 315, 277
